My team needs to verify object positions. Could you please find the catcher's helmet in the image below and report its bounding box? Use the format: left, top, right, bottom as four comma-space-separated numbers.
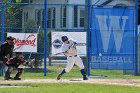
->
61, 36, 68, 42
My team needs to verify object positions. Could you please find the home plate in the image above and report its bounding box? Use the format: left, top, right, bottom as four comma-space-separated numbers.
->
0, 86, 32, 88
69, 78, 83, 81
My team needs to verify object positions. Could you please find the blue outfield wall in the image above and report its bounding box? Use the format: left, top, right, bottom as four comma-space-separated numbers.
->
90, 8, 135, 70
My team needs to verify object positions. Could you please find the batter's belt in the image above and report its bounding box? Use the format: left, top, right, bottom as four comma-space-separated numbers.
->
69, 55, 77, 57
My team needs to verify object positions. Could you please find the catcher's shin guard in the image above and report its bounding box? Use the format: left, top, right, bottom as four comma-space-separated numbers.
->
14, 68, 23, 80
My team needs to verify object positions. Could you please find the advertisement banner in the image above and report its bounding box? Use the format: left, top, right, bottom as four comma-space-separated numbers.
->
51, 32, 86, 56
7, 33, 37, 52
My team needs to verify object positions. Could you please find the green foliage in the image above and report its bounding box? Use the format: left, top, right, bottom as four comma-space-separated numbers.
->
2, 0, 22, 3
2, 0, 9, 2
5, 6, 21, 28
0, 1, 22, 32
23, 19, 37, 33
15, 0, 21, 2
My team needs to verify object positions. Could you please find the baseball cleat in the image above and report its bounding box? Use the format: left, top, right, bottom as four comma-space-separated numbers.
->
57, 74, 62, 80
14, 77, 21, 80
4, 77, 13, 80
83, 75, 88, 80
9, 77, 13, 80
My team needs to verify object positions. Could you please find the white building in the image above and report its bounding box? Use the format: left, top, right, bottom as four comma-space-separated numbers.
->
22, 0, 135, 29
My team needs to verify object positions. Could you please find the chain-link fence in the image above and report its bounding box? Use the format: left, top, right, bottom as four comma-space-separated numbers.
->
0, 0, 139, 79
88, 0, 138, 77
0, 2, 45, 78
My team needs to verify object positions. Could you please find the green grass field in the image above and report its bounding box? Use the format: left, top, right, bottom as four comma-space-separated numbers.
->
0, 66, 140, 93
21, 66, 140, 79
0, 83, 140, 93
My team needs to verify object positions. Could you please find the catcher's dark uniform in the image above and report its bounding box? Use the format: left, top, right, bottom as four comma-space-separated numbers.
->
5, 57, 28, 80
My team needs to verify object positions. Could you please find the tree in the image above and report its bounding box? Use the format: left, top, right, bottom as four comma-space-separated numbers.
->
0, 0, 22, 32
5, 5, 22, 30
2, 0, 21, 3
24, 19, 37, 33
15, 0, 21, 2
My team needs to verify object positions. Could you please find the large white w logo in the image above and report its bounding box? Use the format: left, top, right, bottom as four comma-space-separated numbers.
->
96, 15, 128, 52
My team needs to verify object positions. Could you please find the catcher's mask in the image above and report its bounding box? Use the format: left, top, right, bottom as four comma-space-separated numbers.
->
16, 52, 24, 60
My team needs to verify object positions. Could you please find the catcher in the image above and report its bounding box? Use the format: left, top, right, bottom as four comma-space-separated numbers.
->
5, 52, 30, 80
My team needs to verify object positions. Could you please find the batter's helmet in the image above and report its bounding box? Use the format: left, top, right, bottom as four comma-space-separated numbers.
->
61, 36, 68, 42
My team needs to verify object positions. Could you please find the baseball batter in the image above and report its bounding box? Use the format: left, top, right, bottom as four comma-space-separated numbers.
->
57, 36, 88, 80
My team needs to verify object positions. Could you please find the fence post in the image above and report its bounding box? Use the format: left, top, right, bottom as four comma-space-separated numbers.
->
86, 0, 91, 76
44, 0, 47, 76
135, 0, 138, 75
0, 3, 5, 76
1, 3, 4, 43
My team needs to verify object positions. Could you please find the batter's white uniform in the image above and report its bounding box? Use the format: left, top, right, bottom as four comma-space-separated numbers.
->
62, 40, 85, 72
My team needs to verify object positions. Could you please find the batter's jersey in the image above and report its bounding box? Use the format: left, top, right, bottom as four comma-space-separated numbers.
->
62, 40, 78, 56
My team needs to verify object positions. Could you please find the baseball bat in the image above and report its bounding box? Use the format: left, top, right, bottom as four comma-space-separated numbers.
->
54, 52, 64, 55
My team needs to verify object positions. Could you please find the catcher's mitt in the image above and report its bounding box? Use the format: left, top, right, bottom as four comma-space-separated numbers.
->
28, 58, 35, 68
